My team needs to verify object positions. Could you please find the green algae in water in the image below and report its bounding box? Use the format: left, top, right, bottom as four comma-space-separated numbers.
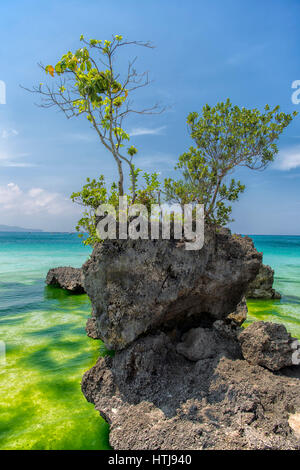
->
246, 235, 300, 340
0, 233, 110, 450
1, 233, 300, 449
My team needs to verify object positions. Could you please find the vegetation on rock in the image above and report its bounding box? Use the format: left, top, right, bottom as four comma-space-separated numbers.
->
165, 99, 297, 225
28, 34, 163, 201
28, 35, 297, 243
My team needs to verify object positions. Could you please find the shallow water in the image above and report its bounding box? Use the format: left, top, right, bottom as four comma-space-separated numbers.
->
246, 235, 300, 339
0, 233, 110, 450
0, 232, 299, 449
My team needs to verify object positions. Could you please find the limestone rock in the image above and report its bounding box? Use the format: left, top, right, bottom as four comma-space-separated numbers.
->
246, 264, 281, 299
239, 321, 299, 371
46, 266, 85, 293
227, 296, 248, 326
82, 227, 262, 350
85, 317, 101, 339
176, 322, 242, 361
289, 413, 300, 437
81, 332, 300, 450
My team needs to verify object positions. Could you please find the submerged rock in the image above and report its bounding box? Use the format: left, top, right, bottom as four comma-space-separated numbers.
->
46, 267, 85, 293
82, 227, 261, 350
81, 331, 300, 450
238, 321, 299, 371
246, 264, 281, 299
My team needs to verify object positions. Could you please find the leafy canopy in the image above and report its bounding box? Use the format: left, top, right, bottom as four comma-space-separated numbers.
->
71, 172, 161, 246
28, 37, 297, 240
30, 34, 162, 201
165, 99, 297, 225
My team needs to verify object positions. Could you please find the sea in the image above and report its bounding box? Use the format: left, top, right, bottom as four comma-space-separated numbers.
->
0, 232, 299, 449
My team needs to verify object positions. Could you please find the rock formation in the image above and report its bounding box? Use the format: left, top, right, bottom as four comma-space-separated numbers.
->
44, 254, 281, 305
82, 325, 300, 450
82, 227, 261, 350
85, 315, 101, 339
246, 264, 281, 299
239, 321, 299, 371
80, 227, 300, 449
227, 296, 248, 326
176, 321, 241, 361
46, 266, 85, 293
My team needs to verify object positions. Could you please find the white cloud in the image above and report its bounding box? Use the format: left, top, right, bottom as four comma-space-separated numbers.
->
129, 126, 166, 137
0, 183, 80, 216
1, 129, 18, 139
0, 151, 34, 167
0, 128, 34, 166
137, 152, 177, 171
275, 146, 300, 171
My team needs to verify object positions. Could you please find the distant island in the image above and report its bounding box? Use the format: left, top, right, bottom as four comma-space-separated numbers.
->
0, 224, 43, 232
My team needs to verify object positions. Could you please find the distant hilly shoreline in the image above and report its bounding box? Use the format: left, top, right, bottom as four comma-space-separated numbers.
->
0, 224, 43, 232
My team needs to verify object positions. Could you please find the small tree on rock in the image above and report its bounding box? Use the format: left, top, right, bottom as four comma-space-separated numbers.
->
26, 34, 163, 201
165, 99, 297, 225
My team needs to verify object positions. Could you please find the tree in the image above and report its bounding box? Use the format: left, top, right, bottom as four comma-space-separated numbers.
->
71, 172, 161, 245
26, 34, 163, 201
70, 175, 118, 246
165, 99, 297, 225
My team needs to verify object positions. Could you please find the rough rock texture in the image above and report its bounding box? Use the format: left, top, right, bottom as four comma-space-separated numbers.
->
226, 296, 248, 326
246, 264, 281, 299
82, 228, 262, 350
85, 317, 101, 339
289, 413, 300, 437
238, 321, 299, 371
46, 267, 85, 293
176, 321, 242, 361
81, 331, 300, 450
80, 229, 299, 449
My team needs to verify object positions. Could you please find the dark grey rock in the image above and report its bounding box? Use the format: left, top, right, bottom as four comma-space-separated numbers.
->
239, 321, 299, 371
176, 321, 242, 361
246, 264, 281, 299
46, 267, 85, 293
81, 332, 300, 450
82, 227, 262, 350
80, 230, 299, 449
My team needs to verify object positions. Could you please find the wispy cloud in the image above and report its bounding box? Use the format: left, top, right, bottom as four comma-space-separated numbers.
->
274, 146, 300, 171
0, 129, 34, 166
0, 151, 34, 167
1, 128, 18, 139
129, 126, 166, 137
137, 152, 177, 171
227, 43, 268, 66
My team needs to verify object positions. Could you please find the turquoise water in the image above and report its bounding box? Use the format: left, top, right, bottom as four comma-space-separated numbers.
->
0, 233, 299, 450
247, 235, 300, 339
0, 232, 110, 450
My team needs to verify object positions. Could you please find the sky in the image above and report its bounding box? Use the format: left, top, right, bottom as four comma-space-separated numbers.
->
0, 0, 300, 233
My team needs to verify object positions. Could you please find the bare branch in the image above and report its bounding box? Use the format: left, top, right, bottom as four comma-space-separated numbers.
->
23, 35, 165, 197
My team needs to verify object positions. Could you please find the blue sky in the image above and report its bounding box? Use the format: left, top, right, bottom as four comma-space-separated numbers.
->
0, 0, 300, 233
